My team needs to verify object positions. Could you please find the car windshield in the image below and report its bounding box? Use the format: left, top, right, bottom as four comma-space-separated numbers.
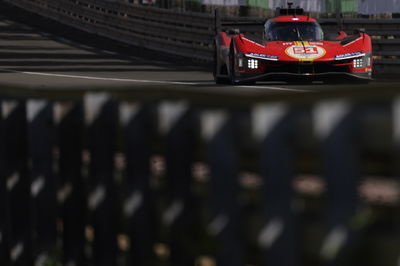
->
265, 21, 324, 41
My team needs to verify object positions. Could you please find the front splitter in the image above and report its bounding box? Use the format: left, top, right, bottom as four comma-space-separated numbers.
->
234, 72, 372, 84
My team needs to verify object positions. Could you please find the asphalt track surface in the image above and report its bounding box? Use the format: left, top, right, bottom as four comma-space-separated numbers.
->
0, 12, 397, 98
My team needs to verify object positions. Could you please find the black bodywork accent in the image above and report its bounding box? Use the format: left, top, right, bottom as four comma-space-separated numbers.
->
261, 61, 351, 74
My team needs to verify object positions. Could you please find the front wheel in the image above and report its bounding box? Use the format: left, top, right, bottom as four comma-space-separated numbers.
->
229, 44, 239, 85
213, 46, 230, 84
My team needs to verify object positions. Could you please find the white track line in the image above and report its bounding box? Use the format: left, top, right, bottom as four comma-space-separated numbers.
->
239, 85, 310, 92
0, 68, 196, 85
0, 68, 308, 92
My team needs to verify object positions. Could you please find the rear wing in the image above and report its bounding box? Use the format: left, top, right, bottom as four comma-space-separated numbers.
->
214, 2, 307, 36
276, 7, 305, 16
276, 2, 304, 16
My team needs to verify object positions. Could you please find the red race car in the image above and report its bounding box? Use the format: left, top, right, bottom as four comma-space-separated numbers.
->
214, 3, 373, 84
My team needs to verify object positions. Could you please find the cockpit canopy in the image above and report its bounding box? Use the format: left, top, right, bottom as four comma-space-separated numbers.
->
264, 20, 324, 41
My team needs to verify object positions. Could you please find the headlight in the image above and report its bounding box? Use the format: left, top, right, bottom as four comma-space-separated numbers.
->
238, 58, 244, 68
366, 56, 371, 66
353, 58, 364, 68
353, 54, 371, 69
247, 59, 258, 69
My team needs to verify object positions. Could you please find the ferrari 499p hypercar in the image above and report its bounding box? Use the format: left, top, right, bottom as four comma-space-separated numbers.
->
214, 5, 373, 84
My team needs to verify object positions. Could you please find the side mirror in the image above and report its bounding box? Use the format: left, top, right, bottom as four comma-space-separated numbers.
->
354, 28, 366, 35
335, 31, 348, 40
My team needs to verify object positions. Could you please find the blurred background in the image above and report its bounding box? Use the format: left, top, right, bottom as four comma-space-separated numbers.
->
0, 0, 400, 266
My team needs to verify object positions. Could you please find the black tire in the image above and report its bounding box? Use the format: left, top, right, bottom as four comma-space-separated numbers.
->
213, 45, 230, 84
229, 42, 238, 85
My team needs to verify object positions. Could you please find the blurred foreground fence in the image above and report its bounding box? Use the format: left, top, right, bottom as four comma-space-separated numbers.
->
0, 85, 400, 266
4, 0, 400, 74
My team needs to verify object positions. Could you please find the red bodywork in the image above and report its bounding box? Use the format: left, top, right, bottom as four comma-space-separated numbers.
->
214, 15, 373, 84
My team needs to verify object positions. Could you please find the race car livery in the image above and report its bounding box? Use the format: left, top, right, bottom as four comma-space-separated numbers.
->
214, 5, 373, 84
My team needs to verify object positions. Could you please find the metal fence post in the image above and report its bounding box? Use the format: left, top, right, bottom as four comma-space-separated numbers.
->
0, 99, 8, 265
314, 100, 360, 266
252, 103, 298, 266
27, 100, 57, 265
158, 101, 197, 266
214, 9, 221, 36
85, 93, 118, 266
201, 110, 244, 266
120, 102, 155, 265
336, 8, 343, 31
393, 97, 400, 266
1, 100, 31, 266
55, 102, 86, 266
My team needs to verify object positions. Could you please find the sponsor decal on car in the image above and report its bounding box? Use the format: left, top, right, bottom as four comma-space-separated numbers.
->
309, 42, 324, 46
246, 53, 279, 61
285, 42, 326, 60
334, 51, 364, 60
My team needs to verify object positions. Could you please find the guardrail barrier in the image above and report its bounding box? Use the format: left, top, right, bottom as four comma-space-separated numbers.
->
4, 0, 400, 73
